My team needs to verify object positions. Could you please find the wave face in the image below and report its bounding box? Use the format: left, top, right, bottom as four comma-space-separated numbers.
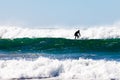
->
0, 38, 120, 53
0, 26, 120, 39
0, 57, 120, 80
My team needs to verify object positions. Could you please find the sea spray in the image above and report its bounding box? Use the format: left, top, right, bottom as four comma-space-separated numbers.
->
0, 26, 120, 39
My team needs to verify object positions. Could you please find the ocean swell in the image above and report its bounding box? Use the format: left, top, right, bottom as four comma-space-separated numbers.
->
0, 38, 120, 52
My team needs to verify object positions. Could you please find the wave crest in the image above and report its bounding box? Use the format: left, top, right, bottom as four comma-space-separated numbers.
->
0, 25, 120, 39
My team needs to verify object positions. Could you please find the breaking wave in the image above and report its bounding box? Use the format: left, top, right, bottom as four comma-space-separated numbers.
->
0, 57, 120, 80
0, 24, 120, 39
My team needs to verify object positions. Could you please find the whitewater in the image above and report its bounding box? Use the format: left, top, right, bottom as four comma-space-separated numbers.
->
0, 57, 120, 80
0, 25, 120, 39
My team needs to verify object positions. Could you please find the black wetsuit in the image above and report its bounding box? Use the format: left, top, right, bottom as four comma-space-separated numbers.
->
74, 30, 80, 39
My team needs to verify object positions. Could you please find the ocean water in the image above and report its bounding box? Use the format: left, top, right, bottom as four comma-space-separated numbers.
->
0, 26, 120, 80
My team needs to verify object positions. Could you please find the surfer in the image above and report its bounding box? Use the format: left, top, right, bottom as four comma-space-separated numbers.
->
74, 30, 81, 39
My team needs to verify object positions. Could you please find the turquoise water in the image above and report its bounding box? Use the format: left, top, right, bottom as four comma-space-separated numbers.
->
0, 38, 120, 60
0, 38, 120, 52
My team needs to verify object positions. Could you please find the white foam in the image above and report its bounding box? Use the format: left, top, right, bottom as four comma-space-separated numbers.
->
0, 57, 120, 80
0, 24, 120, 39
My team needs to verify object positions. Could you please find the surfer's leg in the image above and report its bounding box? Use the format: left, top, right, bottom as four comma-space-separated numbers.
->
75, 36, 76, 39
77, 35, 79, 39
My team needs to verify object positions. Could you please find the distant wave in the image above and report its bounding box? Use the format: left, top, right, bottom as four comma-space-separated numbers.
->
0, 25, 120, 39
